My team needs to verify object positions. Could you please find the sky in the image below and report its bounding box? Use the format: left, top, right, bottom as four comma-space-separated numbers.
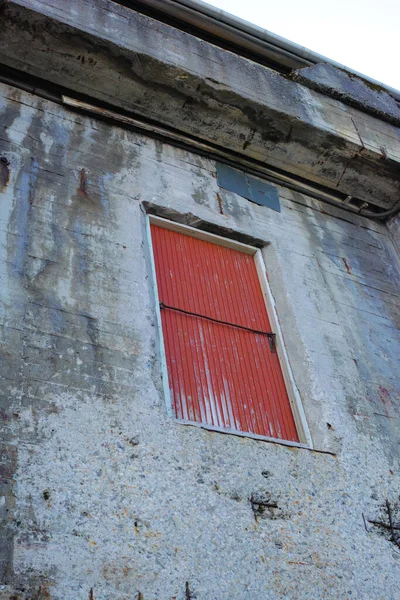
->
205, 0, 400, 91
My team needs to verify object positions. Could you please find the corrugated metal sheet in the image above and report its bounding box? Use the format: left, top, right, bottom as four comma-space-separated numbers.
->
151, 224, 298, 442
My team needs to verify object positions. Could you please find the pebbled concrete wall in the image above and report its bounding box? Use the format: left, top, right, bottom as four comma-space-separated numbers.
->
0, 82, 400, 600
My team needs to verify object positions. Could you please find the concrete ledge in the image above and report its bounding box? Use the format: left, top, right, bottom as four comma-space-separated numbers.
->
1, 0, 400, 209
292, 63, 400, 127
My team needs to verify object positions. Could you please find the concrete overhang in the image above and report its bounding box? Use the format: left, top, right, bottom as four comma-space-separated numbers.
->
0, 0, 400, 212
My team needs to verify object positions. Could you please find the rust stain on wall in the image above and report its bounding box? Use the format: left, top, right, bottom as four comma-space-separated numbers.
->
78, 168, 89, 198
216, 192, 224, 215
378, 386, 397, 417
341, 257, 352, 274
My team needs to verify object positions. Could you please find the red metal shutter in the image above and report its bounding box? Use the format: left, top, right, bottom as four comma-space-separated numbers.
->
151, 223, 299, 442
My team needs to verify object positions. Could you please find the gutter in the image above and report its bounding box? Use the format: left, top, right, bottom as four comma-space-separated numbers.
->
126, 0, 400, 104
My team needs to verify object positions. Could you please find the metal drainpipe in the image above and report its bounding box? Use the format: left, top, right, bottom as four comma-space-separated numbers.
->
359, 200, 400, 220
128, 0, 400, 104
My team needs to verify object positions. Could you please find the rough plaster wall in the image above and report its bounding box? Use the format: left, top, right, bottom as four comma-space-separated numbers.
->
0, 83, 400, 599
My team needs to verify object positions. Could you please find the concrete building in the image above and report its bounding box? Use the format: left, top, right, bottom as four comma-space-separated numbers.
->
1, 1, 400, 598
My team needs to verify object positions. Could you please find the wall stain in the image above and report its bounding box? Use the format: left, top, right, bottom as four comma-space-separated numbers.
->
0, 156, 10, 191
3, 104, 73, 594
378, 386, 397, 418
341, 257, 352, 274
191, 189, 209, 207
216, 192, 224, 215
1, 101, 24, 591
78, 168, 89, 198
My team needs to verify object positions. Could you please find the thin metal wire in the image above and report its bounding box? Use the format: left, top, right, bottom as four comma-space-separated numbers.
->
159, 301, 276, 351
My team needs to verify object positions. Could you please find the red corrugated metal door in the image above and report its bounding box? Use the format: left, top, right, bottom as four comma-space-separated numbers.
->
150, 223, 299, 442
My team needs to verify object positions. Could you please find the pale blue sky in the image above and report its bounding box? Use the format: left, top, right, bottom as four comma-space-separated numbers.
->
206, 0, 400, 91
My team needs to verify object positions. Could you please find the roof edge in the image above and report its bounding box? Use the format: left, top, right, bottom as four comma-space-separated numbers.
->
126, 0, 400, 103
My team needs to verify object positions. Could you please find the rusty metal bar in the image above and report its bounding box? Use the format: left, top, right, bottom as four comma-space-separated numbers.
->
159, 301, 276, 352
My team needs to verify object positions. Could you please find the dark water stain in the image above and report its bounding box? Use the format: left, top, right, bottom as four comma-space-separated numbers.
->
378, 385, 398, 418
8, 156, 39, 277
4, 107, 72, 591
8, 107, 69, 302
0, 444, 17, 585
0, 100, 26, 590
0, 156, 10, 191
0, 90, 144, 593
2, 94, 142, 590
65, 116, 142, 391
69, 117, 127, 220
218, 189, 251, 219
0, 101, 23, 145
191, 165, 212, 209
154, 139, 164, 163
243, 106, 290, 145
192, 189, 209, 207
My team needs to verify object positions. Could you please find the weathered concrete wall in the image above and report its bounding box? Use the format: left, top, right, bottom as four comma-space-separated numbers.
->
1, 0, 400, 210
1, 82, 400, 600
292, 62, 400, 127
388, 213, 400, 256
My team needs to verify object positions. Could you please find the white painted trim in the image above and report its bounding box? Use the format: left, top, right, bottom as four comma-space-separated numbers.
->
146, 214, 312, 448
149, 215, 257, 255
254, 250, 313, 447
145, 216, 174, 417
